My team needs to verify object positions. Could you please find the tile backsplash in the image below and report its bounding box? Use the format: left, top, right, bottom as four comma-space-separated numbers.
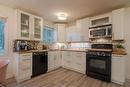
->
68, 43, 91, 50
49, 42, 91, 50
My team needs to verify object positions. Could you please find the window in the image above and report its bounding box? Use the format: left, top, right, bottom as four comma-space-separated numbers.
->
43, 26, 56, 43
0, 19, 5, 54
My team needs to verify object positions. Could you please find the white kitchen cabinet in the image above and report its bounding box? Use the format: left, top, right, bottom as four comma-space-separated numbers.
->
76, 18, 90, 41
15, 9, 43, 40
15, 10, 32, 40
66, 25, 79, 42
62, 51, 74, 69
55, 24, 66, 42
112, 8, 125, 40
111, 55, 126, 85
32, 16, 43, 41
13, 53, 32, 82
66, 18, 89, 42
89, 13, 112, 27
73, 52, 86, 74
48, 51, 61, 71
62, 51, 86, 74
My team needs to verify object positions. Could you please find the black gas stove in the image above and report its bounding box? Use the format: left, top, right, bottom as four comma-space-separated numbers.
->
86, 44, 112, 82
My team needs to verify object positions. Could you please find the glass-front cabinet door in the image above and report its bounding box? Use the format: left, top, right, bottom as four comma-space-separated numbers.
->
20, 13, 30, 39
16, 9, 43, 40
33, 17, 43, 40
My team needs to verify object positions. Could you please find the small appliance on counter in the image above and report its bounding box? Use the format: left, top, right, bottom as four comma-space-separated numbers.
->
14, 40, 28, 52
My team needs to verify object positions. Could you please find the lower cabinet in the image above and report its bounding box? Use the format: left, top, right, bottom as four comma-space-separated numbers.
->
62, 51, 86, 74
62, 51, 73, 68
48, 51, 61, 71
111, 55, 126, 85
13, 53, 32, 83
73, 52, 86, 74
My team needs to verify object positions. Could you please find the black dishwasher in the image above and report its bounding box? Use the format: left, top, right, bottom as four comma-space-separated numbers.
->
32, 52, 48, 78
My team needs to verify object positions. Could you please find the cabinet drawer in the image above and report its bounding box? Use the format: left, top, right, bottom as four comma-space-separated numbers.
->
19, 54, 32, 76
64, 60, 72, 68
20, 53, 32, 58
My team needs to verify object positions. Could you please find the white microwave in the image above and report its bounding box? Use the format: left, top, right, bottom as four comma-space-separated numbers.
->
89, 24, 112, 38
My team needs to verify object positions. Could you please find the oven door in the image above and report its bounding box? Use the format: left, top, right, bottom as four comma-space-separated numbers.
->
87, 55, 111, 75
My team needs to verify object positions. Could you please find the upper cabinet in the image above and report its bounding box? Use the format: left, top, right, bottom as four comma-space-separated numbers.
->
15, 9, 43, 41
16, 10, 31, 40
76, 17, 90, 41
112, 8, 125, 40
32, 16, 43, 40
66, 25, 78, 42
90, 13, 112, 27
54, 24, 66, 42
66, 17, 89, 42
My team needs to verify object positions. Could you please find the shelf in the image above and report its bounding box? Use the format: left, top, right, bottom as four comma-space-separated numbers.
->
112, 40, 125, 43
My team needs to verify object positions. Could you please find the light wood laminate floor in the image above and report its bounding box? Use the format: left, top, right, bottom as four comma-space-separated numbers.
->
5, 68, 130, 87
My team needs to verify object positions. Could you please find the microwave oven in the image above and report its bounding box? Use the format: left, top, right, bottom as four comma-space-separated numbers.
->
89, 24, 112, 38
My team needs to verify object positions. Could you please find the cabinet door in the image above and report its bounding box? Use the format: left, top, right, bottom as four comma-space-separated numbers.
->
66, 26, 73, 42
48, 52, 55, 70
18, 11, 31, 40
112, 8, 125, 40
54, 53, 60, 68
19, 53, 32, 80
33, 16, 43, 40
62, 52, 73, 68
76, 18, 90, 41
66, 25, 79, 42
73, 52, 86, 73
54, 51, 61, 68
112, 55, 125, 85
55, 24, 66, 42
89, 13, 112, 27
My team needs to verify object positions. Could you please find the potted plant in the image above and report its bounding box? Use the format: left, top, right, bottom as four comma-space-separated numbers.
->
116, 43, 125, 52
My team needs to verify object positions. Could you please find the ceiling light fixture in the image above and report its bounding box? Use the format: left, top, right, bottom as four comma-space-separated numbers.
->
57, 12, 68, 20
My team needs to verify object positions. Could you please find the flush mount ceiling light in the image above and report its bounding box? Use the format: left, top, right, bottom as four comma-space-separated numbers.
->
57, 12, 68, 20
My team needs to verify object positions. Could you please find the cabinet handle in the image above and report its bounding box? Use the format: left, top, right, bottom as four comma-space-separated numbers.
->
76, 53, 82, 54
21, 67, 31, 71
22, 59, 31, 61
61, 54, 62, 58
21, 54, 31, 57
112, 32, 114, 39
76, 55, 82, 57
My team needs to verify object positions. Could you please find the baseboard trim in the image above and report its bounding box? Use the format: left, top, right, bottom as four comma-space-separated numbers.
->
111, 80, 124, 85
5, 77, 16, 85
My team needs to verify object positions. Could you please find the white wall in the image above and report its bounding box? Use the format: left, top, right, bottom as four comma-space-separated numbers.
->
44, 20, 54, 28
125, 7, 130, 80
0, 5, 15, 78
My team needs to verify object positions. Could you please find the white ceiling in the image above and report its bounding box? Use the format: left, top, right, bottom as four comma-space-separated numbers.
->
0, 0, 129, 22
